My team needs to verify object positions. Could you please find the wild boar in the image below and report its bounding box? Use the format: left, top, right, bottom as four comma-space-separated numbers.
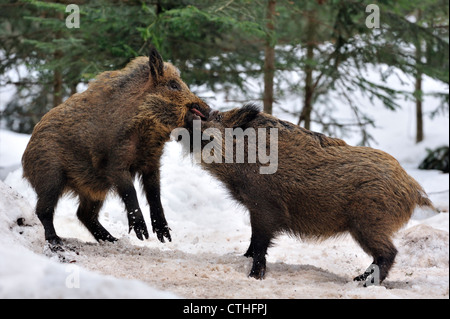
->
182, 103, 436, 284
22, 47, 210, 246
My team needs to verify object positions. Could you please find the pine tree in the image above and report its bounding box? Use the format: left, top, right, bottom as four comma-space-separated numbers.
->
1, 0, 448, 145
1, 0, 157, 132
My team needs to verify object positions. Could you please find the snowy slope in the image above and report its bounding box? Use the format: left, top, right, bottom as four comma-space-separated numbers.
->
0, 180, 179, 298
0, 69, 448, 298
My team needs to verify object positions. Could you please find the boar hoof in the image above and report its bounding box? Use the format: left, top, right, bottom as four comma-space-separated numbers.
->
154, 225, 172, 243
97, 233, 118, 243
248, 266, 266, 280
128, 219, 149, 241
353, 273, 369, 282
353, 268, 379, 287
47, 235, 64, 247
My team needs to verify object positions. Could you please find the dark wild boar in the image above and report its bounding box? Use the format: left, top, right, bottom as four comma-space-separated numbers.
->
22, 47, 210, 246
183, 104, 436, 284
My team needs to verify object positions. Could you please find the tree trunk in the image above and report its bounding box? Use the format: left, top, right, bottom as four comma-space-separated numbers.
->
298, 10, 315, 130
53, 11, 63, 109
156, 0, 163, 15
415, 9, 424, 143
53, 52, 63, 108
415, 68, 423, 143
70, 82, 78, 96
263, 0, 276, 114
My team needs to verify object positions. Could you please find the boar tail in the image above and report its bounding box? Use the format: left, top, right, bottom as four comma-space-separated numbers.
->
417, 191, 439, 213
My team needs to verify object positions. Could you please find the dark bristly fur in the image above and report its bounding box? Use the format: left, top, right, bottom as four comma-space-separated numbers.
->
22, 47, 210, 246
185, 103, 436, 284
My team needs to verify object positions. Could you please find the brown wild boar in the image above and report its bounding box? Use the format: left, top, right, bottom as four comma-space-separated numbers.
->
183, 104, 436, 284
22, 47, 210, 246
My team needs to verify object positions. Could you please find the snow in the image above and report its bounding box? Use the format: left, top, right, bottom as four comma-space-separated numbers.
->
0, 130, 30, 180
0, 67, 448, 299
0, 179, 178, 299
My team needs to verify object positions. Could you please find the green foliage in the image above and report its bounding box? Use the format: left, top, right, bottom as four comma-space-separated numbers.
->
419, 146, 449, 173
0, 0, 448, 143
1, 0, 155, 132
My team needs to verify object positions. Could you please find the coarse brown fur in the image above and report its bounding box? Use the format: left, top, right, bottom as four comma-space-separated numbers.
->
22, 47, 210, 246
184, 104, 436, 284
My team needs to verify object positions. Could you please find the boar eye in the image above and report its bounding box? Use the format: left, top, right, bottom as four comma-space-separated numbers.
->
168, 80, 181, 91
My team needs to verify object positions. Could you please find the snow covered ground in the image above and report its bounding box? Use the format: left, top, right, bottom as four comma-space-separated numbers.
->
0, 68, 448, 299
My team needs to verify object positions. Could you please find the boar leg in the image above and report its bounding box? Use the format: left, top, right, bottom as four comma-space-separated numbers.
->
373, 249, 397, 283
76, 197, 117, 242
116, 181, 149, 241
35, 174, 65, 246
248, 233, 272, 280
142, 170, 171, 243
247, 211, 274, 280
351, 230, 397, 284
36, 191, 63, 246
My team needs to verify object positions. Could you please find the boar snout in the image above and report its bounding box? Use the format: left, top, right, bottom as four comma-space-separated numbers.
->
188, 103, 209, 121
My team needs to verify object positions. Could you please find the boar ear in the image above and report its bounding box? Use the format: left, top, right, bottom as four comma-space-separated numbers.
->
149, 46, 164, 85
232, 103, 261, 129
